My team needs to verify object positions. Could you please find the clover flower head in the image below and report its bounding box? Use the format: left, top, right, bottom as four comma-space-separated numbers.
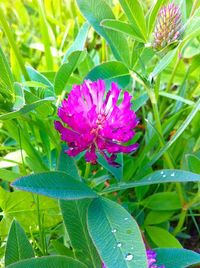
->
55, 80, 139, 167
153, 2, 182, 50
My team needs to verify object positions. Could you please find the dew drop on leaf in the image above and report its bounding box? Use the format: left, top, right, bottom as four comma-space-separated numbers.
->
111, 229, 117, 233
117, 242, 122, 247
125, 253, 133, 261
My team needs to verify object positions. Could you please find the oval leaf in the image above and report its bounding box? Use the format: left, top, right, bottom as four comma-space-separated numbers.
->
87, 197, 148, 268
119, 0, 147, 41
11, 171, 97, 200
77, 0, 130, 66
146, 226, 182, 248
103, 169, 200, 193
0, 98, 53, 120
142, 192, 181, 211
101, 19, 145, 42
0, 46, 14, 92
54, 50, 86, 95
63, 22, 90, 62
27, 66, 53, 90
155, 248, 200, 268
86, 61, 130, 88
57, 146, 80, 180
60, 200, 101, 267
5, 219, 34, 266
6, 256, 87, 268
149, 47, 178, 79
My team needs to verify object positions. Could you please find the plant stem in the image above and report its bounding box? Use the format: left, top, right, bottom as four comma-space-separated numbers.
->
101, 38, 107, 62
35, 195, 46, 255
0, 6, 30, 81
190, 0, 199, 17
173, 208, 187, 235
148, 90, 185, 206
84, 162, 91, 178
132, 69, 186, 208
173, 194, 200, 235
166, 54, 181, 92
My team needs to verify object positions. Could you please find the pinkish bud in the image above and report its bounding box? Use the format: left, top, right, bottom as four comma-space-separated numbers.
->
153, 3, 182, 50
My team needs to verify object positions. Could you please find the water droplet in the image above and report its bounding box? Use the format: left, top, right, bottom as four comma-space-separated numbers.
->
162, 174, 166, 178
113, 246, 116, 249
125, 253, 133, 261
124, 217, 128, 221
171, 172, 175, 177
161, 171, 164, 175
111, 229, 117, 233
126, 229, 132, 234
131, 247, 134, 250
117, 242, 122, 247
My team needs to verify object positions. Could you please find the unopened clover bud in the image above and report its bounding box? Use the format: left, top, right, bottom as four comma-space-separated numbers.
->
153, 3, 182, 50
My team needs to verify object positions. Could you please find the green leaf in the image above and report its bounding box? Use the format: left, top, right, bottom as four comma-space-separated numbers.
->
86, 61, 130, 88
27, 66, 53, 90
36, 0, 54, 70
57, 146, 80, 180
87, 197, 148, 268
5, 219, 34, 266
63, 22, 90, 62
54, 50, 86, 95
159, 91, 194, 106
97, 153, 123, 181
132, 92, 149, 112
11, 171, 97, 200
101, 19, 145, 42
0, 188, 61, 236
186, 154, 200, 173
6, 256, 87, 268
0, 169, 21, 182
76, 0, 130, 66
51, 240, 74, 257
142, 192, 181, 211
150, 47, 178, 79
0, 45, 14, 93
155, 248, 200, 268
144, 211, 174, 225
3, 121, 48, 172
182, 8, 200, 45
21, 81, 49, 88
60, 200, 101, 267
13, 83, 25, 110
149, 98, 200, 166
147, 0, 165, 35
0, 98, 54, 120
102, 169, 200, 193
146, 226, 182, 248
119, 0, 147, 41
24, 90, 53, 117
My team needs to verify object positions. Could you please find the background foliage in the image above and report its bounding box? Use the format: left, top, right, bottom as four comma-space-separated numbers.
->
0, 0, 200, 267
